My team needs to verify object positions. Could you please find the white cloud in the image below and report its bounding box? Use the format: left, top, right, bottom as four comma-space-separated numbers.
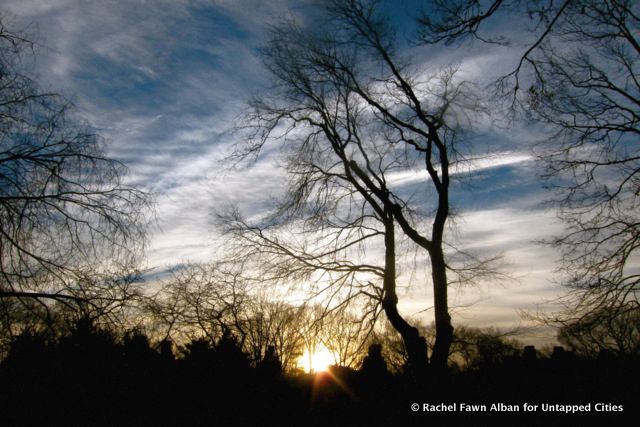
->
0, 0, 579, 346
395, 206, 565, 345
387, 151, 533, 187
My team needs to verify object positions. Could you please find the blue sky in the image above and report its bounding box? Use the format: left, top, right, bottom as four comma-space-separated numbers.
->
2, 0, 567, 345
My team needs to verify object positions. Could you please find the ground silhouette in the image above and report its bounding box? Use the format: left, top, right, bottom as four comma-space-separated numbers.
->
0, 322, 637, 426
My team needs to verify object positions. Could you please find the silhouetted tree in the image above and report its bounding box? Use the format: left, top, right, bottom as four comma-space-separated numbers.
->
419, 0, 640, 331
181, 337, 213, 358
243, 298, 305, 371
122, 329, 156, 365
146, 263, 249, 345
558, 309, 640, 358
214, 331, 250, 374
2, 330, 49, 367
0, 16, 150, 330
358, 343, 391, 406
360, 343, 389, 377
321, 307, 375, 369
449, 325, 522, 369
158, 338, 175, 362
223, 0, 501, 378
147, 263, 307, 371
257, 344, 283, 377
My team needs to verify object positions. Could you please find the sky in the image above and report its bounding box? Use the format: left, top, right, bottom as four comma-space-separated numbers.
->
1, 0, 569, 346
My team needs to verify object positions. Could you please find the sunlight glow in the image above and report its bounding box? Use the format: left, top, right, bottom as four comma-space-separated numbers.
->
299, 345, 336, 373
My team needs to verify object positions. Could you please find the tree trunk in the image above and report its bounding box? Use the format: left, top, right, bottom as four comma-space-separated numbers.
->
429, 247, 453, 374
381, 214, 429, 379
428, 140, 454, 375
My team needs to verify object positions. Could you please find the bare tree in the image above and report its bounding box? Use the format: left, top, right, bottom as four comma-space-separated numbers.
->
449, 325, 522, 369
419, 0, 639, 326
147, 263, 308, 371
527, 1, 639, 328
557, 308, 640, 358
146, 263, 249, 345
223, 0, 501, 376
320, 307, 375, 368
243, 297, 306, 372
0, 17, 150, 317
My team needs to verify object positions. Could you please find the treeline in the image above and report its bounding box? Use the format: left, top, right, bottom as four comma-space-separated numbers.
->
3, 262, 640, 373
1, 315, 638, 426
2, 261, 638, 425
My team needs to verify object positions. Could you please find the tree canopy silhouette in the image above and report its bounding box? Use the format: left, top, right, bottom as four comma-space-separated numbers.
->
222, 0, 502, 377
419, 0, 639, 332
0, 16, 150, 322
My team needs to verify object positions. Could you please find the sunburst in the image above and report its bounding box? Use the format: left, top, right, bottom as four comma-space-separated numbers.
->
298, 345, 335, 373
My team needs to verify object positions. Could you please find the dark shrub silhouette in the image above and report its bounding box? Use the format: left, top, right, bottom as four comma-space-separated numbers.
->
1, 326, 639, 426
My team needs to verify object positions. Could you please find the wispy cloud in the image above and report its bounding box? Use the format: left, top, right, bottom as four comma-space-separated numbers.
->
1, 0, 573, 344
387, 151, 533, 187
397, 206, 564, 344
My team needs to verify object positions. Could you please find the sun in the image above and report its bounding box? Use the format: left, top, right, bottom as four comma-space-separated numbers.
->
299, 345, 335, 373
